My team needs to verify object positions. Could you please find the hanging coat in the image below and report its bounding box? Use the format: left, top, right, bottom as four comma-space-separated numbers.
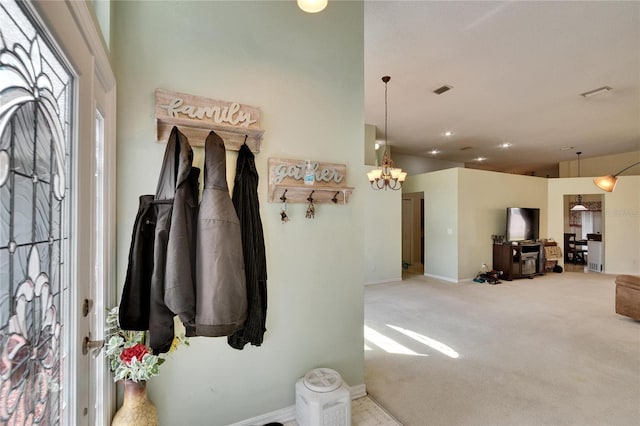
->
228, 143, 268, 350
148, 127, 200, 353
119, 194, 156, 331
195, 131, 247, 337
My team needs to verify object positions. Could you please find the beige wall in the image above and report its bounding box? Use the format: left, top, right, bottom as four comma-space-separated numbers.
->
404, 169, 459, 281
113, 2, 364, 424
364, 124, 377, 166
394, 153, 464, 175
405, 168, 548, 281
559, 150, 640, 178
458, 169, 548, 280
549, 176, 640, 274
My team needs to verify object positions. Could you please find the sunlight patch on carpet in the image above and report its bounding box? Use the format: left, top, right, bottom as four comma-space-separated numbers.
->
387, 324, 460, 359
364, 326, 428, 356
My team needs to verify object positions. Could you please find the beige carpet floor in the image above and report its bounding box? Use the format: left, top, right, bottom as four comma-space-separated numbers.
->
365, 271, 640, 426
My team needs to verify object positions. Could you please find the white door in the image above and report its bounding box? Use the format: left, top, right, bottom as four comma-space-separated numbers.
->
0, 1, 116, 424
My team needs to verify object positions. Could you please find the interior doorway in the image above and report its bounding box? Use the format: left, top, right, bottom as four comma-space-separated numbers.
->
563, 193, 604, 273
402, 192, 424, 276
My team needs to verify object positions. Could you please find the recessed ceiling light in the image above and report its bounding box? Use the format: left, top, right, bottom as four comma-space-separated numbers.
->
499, 143, 512, 149
444, 131, 454, 137
474, 157, 486, 162
429, 149, 440, 155
560, 146, 574, 151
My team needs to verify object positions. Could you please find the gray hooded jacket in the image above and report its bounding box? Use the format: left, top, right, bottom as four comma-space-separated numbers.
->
195, 131, 247, 336
149, 127, 200, 353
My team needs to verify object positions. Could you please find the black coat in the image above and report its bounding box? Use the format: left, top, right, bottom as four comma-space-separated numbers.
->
119, 127, 200, 354
228, 143, 268, 350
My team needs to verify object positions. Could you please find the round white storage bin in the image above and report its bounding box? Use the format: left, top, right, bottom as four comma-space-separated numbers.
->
295, 368, 351, 426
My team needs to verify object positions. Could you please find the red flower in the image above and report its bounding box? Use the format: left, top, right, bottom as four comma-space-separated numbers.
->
120, 343, 149, 364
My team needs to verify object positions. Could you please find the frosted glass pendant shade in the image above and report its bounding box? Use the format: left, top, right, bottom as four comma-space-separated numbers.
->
593, 175, 617, 192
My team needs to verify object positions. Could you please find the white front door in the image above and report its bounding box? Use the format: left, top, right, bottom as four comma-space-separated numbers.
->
0, 1, 116, 424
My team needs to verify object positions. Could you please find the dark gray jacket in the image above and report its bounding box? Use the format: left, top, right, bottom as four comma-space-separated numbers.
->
149, 127, 200, 353
195, 131, 247, 336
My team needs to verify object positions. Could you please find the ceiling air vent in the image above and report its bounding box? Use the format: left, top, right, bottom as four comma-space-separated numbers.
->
433, 85, 453, 95
460, 146, 473, 151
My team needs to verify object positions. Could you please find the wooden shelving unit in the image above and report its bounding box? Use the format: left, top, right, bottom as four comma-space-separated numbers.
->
493, 243, 545, 281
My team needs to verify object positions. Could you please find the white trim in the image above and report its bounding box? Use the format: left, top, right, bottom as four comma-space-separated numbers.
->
63, 3, 117, 424
228, 384, 367, 426
350, 383, 367, 399
365, 278, 403, 286
66, 0, 115, 90
424, 272, 459, 283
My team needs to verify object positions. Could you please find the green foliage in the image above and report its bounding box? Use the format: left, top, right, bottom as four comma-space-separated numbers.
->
105, 306, 186, 383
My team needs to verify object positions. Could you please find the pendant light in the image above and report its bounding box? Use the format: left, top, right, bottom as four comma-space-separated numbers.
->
571, 151, 588, 211
297, 0, 328, 13
367, 76, 407, 191
593, 161, 640, 192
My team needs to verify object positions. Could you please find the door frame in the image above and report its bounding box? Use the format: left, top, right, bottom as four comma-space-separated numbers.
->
30, 1, 116, 424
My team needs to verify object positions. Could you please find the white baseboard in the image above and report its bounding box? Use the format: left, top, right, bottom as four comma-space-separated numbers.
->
365, 278, 402, 286
424, 272, 459, 283
350, 383, 367, 399
228, 384, 367, 426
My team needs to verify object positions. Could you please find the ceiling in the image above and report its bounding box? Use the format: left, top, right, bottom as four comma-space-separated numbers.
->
364, 1, 640, 175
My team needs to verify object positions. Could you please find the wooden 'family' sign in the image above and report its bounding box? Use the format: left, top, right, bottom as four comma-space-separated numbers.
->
155, 88, 264, 152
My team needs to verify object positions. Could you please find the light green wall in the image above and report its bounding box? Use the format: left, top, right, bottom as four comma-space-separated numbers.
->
549, 176, 640, 274
364, 166, 402, 284
113, 2, 364, 424
404, 168, 459, 281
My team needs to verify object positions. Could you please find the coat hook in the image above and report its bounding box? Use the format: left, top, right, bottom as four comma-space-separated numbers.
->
243, 135, 248, 146
306, 190, 315, 219
331, 191, 339, 204
280, 189, 289, 223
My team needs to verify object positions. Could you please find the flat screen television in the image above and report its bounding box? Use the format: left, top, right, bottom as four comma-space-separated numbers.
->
506, 207, 540, 242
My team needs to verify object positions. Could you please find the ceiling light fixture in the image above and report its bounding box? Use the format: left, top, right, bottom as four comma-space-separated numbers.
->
593, 161, 640, 192
474, 157, 486, 162
367, 76, 406, 191
429, 149, 440, 155
433, 85, 453, 95
571, 151, 588, 211
297, 0, 328, 13
580, 85, 612, 98
444, 131, 454, 137
499, 143, 512, 149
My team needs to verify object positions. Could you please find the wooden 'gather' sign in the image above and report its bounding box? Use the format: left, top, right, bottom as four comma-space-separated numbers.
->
155, 88, 265, 152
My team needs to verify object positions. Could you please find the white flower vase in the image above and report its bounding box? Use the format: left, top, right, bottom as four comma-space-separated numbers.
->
112, 380, 158, 426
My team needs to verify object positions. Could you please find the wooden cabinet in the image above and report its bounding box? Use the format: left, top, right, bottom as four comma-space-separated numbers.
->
493, 243, 545, 281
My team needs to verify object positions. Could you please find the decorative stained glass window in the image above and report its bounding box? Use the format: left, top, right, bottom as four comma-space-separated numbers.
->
0, 0, 74, 424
